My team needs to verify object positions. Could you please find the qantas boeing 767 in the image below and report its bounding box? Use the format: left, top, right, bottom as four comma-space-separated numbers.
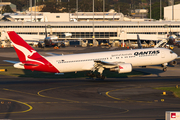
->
6, 31, 178, 79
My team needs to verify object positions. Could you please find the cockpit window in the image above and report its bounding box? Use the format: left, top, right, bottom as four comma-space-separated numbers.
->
170, 51, 174, 54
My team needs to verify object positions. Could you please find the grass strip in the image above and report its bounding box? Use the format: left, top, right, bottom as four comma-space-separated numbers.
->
155, 87, 180, 98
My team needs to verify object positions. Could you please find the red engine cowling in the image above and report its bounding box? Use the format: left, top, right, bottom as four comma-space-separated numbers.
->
110, 63, 132, 73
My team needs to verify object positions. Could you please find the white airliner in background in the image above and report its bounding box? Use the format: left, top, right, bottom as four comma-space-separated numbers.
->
6, 31, 178, 79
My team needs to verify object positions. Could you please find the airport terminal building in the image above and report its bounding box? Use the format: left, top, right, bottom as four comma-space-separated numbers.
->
0, 21, 180, 41
1, 3, 180, 41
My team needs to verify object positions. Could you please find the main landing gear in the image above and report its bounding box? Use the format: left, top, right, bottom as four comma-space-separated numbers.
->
96, 74, 105, 79
86, 72, 105, 80
88, 63, 106, 79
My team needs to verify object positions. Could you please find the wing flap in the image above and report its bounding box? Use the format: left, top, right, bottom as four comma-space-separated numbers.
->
94, 60, 123, 69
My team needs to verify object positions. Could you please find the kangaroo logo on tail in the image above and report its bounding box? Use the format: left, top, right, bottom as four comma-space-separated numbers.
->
11, 41, 44, 65
7, 31, 44, 64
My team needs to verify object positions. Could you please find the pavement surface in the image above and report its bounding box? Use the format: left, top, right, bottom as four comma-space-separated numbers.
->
0, 46, 180, 120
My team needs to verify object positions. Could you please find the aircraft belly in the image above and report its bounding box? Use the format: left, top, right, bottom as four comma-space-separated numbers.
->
58, 62, 90, 73
131, 56, 152, 66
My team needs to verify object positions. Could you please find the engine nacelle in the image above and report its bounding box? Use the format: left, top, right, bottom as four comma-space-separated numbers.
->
169, 60, 177, 66
110, 63, 132, 73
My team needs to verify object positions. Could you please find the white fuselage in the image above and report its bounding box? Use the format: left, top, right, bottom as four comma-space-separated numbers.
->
44, 48, 177, 73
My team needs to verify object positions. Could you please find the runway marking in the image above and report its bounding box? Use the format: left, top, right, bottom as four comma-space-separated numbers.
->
3, 88, 79, 103
106, 83, 180, 104
24, 101, 133, 104
1, 115, 164, 120
36, 83, 130, 115
37, 83, 107, 103
106, 89, 122, 100
37, 87, 80, 103
106, 87, 154, 103
0, 98, 33, 114
3, 88, 38, 96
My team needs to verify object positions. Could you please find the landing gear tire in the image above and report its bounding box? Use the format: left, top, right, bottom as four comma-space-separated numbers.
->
86, 73, 96, 78
100, 75, 105, 80
96, 74, 101, 78
96, 74, 105, 80
163, 67, 167, 72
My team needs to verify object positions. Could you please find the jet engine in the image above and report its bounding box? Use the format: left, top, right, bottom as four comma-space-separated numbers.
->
110, 63, 132, 73
169, 60, 177, 66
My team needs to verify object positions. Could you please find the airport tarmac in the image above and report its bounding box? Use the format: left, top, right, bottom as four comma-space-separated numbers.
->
0, 46, 180, 120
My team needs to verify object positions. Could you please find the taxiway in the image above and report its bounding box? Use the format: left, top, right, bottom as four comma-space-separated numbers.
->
0, 46, 180, 120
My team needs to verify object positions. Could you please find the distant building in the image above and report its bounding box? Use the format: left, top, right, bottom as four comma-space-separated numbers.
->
131, 9, 148, 19
2, 9, 124, 22
164, 4, 180, 21
3, 12, 69, 22
71, 11, 124, 22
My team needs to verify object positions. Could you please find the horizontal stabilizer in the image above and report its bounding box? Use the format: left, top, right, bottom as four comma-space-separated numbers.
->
3, 60, 19, 64
55, 73, 64, 75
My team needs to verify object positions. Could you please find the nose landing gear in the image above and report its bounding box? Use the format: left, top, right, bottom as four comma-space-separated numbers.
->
162, 63, 168, 72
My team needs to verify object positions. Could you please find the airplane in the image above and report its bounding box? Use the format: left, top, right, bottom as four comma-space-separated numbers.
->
5, 31, 179, 79
41, 25, 67, 48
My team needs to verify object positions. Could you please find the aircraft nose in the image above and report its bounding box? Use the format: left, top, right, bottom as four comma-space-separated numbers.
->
174, 53, 178, 59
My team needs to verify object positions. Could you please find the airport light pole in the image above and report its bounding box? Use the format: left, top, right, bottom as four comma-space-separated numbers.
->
172, 0, 174, 21
35, 0, 36, 22
103, 0, 105, 22
150, 0, 151, 19
76, 0, 78, 21
160, 0, 162, 19
1, 0, 2, 15
93, 0, 95, 45
30, 0, 32, 22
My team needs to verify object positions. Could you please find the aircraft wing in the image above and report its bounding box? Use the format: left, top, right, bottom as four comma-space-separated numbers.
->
3, 60, 19, 64
93, 60, 132, 74
95, 60, 117, 65
176, 56, 180, 59
94, 60, 121, 69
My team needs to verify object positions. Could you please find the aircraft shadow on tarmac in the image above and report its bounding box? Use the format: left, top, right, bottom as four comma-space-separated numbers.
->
16, 69, 149, 79
1, 65, 175, 79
